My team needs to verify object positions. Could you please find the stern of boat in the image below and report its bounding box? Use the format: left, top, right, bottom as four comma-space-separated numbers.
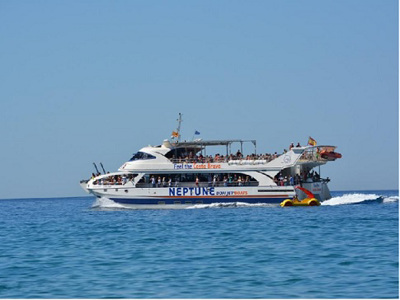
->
300, 181, 331, 202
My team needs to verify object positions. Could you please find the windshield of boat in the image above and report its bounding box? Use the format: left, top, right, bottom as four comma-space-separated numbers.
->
129, 151, 156, 161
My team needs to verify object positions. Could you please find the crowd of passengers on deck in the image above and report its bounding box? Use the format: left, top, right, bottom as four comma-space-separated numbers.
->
170, 142, 305, 164
91, 173, 135, 186
171, 150, 280, 164
274, 170, 325, 186
146, 174, 257, 188
91, 168, 325, 188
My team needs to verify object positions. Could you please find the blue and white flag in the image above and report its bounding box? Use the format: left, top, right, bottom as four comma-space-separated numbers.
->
194, 130, 200, 135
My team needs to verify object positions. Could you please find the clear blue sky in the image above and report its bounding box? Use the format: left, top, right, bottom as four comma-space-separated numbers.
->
0, 0, 398, 199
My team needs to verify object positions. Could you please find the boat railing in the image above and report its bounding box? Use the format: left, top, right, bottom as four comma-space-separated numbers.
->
298, 146, 334, 163
169, 156, 278, 165
135, 181, 259, 188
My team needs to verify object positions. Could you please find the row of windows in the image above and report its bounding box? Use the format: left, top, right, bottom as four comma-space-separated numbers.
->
140, 173, 258, 184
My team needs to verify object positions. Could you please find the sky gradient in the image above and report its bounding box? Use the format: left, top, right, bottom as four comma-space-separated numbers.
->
0, 0, 398, 199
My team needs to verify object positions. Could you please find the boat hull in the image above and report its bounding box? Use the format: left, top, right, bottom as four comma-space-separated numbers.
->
90, 185, 296, 209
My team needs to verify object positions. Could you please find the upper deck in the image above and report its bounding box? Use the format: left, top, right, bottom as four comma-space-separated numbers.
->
119, 139, 341, 173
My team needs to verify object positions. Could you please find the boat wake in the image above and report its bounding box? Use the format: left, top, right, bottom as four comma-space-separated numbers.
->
92, 197, 128, 210
91, 194, 398, 210
186, 202, 276, 209
322, 193, 398, 206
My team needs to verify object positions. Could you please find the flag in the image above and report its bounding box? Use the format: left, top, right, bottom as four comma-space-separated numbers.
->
308, 137, 317, 146
194, 130, 200, 135
171, 131, 179, 138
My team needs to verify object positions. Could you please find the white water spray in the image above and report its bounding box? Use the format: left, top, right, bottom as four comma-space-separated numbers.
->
321, 193, 397, 206
92, 197, 126, 209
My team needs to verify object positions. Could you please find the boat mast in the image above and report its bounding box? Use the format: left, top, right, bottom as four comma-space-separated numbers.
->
171, 113, 183, 143
176, 113, 182, 142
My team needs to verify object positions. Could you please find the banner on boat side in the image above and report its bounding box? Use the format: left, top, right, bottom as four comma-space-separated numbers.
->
173, 163, 222, 170
168, 187, 248, 197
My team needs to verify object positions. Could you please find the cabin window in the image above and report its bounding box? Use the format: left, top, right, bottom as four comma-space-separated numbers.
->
129, 152, 156, 161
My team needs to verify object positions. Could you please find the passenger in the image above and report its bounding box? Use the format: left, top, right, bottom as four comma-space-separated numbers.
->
122, 174, 127, 185
223, 176, 228, 187
151, 176, 156, 188
162, 177, 167, 187
295, 174, 301, 185
313, 172, 320, 181
296, 142, 301, 147
212, 175, 217, 187
238, 176, 242, 186
278, 173, 284, 186
157, 176, 161, 187
289, 143, 294, 150
228, 175, 233, 185
195, 176, 199, 187
207, 174, 212, 187
289, 175, 294, 186
168, 178, 172, 187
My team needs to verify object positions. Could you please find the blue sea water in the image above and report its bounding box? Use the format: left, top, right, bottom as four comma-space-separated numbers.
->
0, 190, 398, 298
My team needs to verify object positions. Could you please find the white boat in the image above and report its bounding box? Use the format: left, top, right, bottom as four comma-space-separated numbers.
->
80, 115, 341, 209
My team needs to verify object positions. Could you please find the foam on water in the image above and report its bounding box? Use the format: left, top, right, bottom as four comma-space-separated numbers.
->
92, 196, 126, 209
186, 202, 275, 209
322, 193, 398, 206
383, 195, 399, 203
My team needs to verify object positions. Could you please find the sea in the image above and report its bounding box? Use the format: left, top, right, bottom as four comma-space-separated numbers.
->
0, 190, 398, 299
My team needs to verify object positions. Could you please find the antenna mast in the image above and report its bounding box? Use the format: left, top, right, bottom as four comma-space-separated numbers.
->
176, 113, 182, 142
171, 113, 183, 143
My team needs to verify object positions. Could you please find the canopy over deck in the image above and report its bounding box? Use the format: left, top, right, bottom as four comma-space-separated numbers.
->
168, 139, 257, 156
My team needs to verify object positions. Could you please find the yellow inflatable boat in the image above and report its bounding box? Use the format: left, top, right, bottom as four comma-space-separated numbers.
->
280, 197, 320, 207
280, 186, 321, 207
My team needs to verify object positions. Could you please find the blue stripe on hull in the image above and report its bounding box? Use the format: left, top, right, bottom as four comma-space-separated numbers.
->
110, 197, 287, 205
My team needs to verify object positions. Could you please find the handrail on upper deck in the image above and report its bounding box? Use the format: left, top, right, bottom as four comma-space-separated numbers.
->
171, 139, 258, 158
298, 145, 338, 162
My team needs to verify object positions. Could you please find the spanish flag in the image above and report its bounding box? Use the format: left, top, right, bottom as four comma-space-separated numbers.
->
308, 137, 317, 146
171, 131, 179, 138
